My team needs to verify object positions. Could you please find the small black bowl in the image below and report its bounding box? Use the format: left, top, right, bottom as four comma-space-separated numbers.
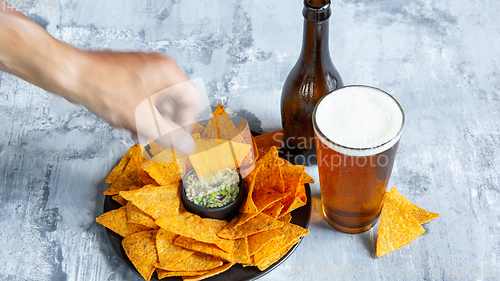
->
181, 169, 245, 221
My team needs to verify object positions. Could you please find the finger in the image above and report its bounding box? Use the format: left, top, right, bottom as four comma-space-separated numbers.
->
151, 80, 203, 129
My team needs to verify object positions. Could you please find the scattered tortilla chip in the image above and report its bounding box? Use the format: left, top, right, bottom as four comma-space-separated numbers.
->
253, 222, 309, 266
138, 169, 158, 187
147, 139, 166, 156
200, 114, 220, 143
296, 183, 308, 205
278, 213, 292, 223
300, 172, 315, 184
235, 212, 259, 227
104, 145, 145, 195
174, 236, 233, 262
156, 269, 208, 279
253, 189, 290, 212
174, 154, 192, 177
376, 192, 425, 258
390, 187, 439, 224
239, 164, 261, 214
150, 148, 176, 162
142, 161, 181, 186
156, 228, 195, 268
126, 202, 158, 229
217, 114, 241, 142
119, 184, 181, 219
247, 229, 284, 256
182, 263, 234, 281
256, 239, 298, 271
278, 166, 305, 215
112, 194, 127, 206
192, 122, 204, 135
105, 145, 138, 184
262, 202, 284, 219
189, 139, 236, 182
95, 207, 151, 237
121, 230, 158, 281
254, 147, 285, 193
155, 212, 233, 253
254, 130, 283, 155
232, 238, 251, 264
157, 252, 222, 272
278, 196, 306, 219
217, 213, 284, 239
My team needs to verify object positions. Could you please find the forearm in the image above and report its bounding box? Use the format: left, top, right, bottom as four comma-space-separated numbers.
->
0, 9, 82, 101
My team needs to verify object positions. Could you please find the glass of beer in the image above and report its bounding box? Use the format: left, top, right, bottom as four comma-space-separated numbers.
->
312, 85, 404, 234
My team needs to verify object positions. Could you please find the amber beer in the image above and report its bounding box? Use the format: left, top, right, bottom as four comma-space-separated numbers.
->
280, 0, 343, 164
313, 86, 405, 233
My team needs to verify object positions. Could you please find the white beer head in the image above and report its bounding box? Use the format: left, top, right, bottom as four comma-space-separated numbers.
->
313, 86, 404, 156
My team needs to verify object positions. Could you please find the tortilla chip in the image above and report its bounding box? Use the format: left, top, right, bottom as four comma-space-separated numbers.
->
119, 184, 181, 219
157, 251, 222, 272
156, 228, 195, 268
376, 192, 425, 258
95, 207, 151, 237
105, 145, 138, 183
262, 202, 284, 219
278, 213, 292, 223
256, 239, 298, 271
200, 114, 220, 143
189, 139, 236, 182
300, 172, 315, 184
192, 122, 204, 135
254, 130, 283, 155
296, 183, 307, 204
174, 236, 233, 262
126, 202, 158, 229
147, 139, 166, 156
182, 263, 234, 281
217, 213, 284, 239
104, 145, 145, 195
121, 230, 158, 281
112, 194, 127, 206
228, 140, 253, 170
217, 114, 240, 142
155, 212, 233, 253
236, 119, 258, 166
390, 187, 439, 224
156, 269, 208, 279
278, 166, 305, 215
174, 154, 192, 177
142, 161, 181, 186
239, 164, 261, 214
253, 189, 290, 212
247, 229, 284, 256
235, 212, 259, 227
255, 147, 285, 193
253, 221, 309, 266
233, 237, 251, 264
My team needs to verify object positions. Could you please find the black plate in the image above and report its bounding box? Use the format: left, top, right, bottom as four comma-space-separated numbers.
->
103, 184, 311, 281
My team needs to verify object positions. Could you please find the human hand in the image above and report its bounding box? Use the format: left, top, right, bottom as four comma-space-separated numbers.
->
67, 50, 203, 154
0, 10, 203, 154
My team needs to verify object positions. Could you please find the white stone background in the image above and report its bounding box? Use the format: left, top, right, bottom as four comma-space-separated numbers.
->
0, 0, 499, 280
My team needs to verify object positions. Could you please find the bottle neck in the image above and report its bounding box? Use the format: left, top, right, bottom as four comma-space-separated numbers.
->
299, 18, 330, 61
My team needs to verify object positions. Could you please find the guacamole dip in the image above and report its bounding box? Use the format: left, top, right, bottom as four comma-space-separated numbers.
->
184, 168, 240, 208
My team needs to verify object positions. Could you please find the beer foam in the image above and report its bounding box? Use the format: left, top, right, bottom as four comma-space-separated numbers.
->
314, 86, 404, 156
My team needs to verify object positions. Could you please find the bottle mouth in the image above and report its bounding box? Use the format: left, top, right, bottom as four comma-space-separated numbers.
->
303, 0, 331, 21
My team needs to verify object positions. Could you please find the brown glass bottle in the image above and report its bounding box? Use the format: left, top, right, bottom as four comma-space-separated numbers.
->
280, 0, 343, 165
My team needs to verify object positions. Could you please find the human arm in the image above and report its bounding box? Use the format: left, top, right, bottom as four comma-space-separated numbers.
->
0, 9, 201, 153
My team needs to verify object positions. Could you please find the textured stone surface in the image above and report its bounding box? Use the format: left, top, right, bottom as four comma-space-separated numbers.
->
0, 0, 499, 280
